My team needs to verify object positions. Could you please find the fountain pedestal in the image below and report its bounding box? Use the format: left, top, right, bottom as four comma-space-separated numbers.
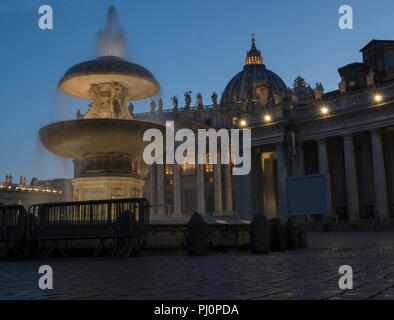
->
72, 176, 145, 201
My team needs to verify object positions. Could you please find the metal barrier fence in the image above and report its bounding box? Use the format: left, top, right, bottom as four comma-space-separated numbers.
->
0, 205, 27, 242
28, 198, 150, 240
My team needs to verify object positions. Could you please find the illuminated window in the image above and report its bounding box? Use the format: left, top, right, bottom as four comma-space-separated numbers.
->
209, 177, 214, 183
205, 153, 214, 172
232, 117, 238, 125
166, 164, 173, 175
182, 162, 196, 172
169, 179, 173, 185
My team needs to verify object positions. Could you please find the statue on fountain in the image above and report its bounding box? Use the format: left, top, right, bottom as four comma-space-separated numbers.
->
76, 110, 84, 119
83, 82, 131, 119
111, 82, 129, 118
128, 102, 134, 117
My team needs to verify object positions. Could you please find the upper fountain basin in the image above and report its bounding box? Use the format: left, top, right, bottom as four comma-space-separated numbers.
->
39, 118, 164, 160
59, 56, 160, 100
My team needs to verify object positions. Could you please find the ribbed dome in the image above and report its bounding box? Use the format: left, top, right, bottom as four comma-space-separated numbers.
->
220, 39, 287, 106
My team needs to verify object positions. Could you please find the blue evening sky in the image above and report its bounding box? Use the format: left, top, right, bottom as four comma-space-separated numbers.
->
0, 0, 393, 181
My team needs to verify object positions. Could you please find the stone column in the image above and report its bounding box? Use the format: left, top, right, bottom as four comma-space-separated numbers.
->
317, 138, 333, 217
252, 149, 264, 215
291, 142, 304, 176
224, 160, 234, 214
296, 143, 305, 176
388, 134, 394, 215
235, 168, 253, 221
276, 142, 288, 221
262, 156, 278, 220
343, 135, 360, 220
235, 148, 262, 221
173, 163, 182, 217
196, 164, 206, 215
359, 136, 374, 208
149, 164, 157, 216
371, 129, 389, 218
157, 163, 166, 217
214, 152, 223, 215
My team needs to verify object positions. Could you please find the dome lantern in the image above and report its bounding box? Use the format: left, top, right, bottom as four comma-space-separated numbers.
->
245, 37, 263, 66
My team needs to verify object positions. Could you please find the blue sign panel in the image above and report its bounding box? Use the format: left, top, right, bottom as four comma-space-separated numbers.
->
286, 174, 329, 215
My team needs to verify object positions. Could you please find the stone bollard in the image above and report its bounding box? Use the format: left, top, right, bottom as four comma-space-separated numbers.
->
251, 213, 270, 254
268, 219, 286, 252
286, 218, 298, 250
297, 222, 308, 249
187, 212, 208, 255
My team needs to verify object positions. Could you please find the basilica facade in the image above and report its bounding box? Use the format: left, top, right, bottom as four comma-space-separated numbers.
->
136, 39, 394, 222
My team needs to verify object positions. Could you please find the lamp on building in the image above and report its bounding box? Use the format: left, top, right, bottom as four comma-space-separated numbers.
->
240, 120, 247, 127
374, 94, 383, 102
264, 114, 272, 122
320, 106, 329, 115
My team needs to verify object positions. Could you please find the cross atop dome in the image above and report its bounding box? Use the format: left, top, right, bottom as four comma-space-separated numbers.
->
245, 36, 263, 66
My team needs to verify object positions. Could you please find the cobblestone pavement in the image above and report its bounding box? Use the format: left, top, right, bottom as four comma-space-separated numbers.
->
1, 232, 394, 300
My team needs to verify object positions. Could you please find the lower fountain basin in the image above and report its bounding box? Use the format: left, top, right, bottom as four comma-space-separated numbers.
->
39, 118, 164, 160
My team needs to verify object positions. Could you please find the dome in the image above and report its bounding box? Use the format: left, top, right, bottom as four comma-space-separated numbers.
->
220, 39, 287, 106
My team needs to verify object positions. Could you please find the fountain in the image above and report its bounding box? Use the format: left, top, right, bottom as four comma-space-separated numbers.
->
39, 6, 163, 201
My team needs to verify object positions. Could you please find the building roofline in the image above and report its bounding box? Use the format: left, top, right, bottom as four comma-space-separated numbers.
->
360, 39, 394, 52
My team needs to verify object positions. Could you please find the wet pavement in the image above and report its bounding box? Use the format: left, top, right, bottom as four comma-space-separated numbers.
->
1, 232, 394, 299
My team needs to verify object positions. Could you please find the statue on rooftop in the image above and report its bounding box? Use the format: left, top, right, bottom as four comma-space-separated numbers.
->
292, 76, 314, 101
338, 77, 347, 94
211, 92, 218, 107
184, 90, 192, 110
196, 93, 203, 109
366, 68, 375, 87
171, 96, 178, 111
150, 99, 156, 113
314, 82, 324, 100
158, 98, 163, 112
